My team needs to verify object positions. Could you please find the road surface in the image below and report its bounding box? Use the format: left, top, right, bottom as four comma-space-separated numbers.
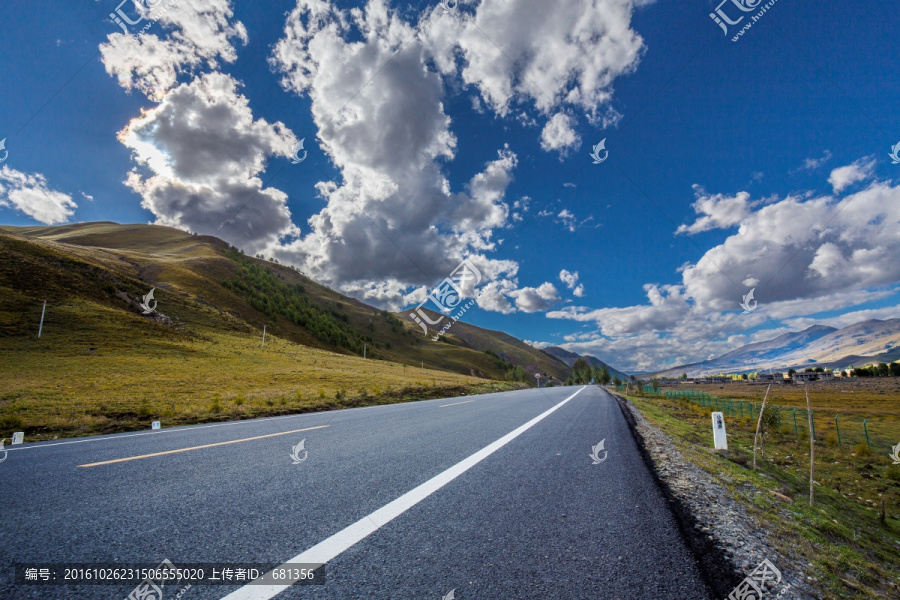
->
1, 385, 713, 599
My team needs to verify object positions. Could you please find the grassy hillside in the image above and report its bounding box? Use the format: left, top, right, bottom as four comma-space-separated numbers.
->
0, 222, 569, 378
0, 222, 559, 439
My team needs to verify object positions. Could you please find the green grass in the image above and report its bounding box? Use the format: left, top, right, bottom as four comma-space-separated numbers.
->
0, 223, 573, 382
623, 390, 900, 599
0, 302, 520, 440
0, 223, 547, 440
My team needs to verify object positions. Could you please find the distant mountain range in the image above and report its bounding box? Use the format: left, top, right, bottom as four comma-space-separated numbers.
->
649, 319, 900, 378
541, 347, 631, 381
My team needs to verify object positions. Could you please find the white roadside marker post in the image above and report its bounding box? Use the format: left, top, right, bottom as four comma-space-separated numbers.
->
262, 324, 267, 347
37, 300, 47, 338
711, 412, 728, 450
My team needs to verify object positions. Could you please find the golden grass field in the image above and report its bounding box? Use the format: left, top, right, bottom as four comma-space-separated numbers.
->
0, 223, 557, 441
661, 379, 900, 453
625, 382, 900, 599
0, 297, 520, 441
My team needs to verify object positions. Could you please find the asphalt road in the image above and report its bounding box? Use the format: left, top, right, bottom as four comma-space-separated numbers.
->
1, 385, 713, 599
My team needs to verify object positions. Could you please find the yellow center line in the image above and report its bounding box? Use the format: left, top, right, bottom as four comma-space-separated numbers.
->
78, 425, 330, 468
439, 399, 475, 408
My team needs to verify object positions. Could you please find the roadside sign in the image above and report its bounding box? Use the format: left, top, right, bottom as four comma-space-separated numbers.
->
151, 421, 161, 430
11, 432, 24, 445
711, 412, 727, 450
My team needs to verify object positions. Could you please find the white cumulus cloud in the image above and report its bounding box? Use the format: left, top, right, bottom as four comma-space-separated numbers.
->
540, 113, 581, 153
0, 166, 77, 225
828, 158, 876, 193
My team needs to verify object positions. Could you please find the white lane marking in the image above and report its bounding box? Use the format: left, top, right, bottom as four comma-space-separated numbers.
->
4, 412, 323, 452
220, 386, 586, 600
6, 395, 445, 453
439, 399, 475, 407
8, 387, 547, 454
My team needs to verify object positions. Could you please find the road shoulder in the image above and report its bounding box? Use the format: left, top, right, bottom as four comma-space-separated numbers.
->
609, 390, 818, 600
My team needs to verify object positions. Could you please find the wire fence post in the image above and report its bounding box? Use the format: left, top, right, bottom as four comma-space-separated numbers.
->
792, 409, 798, 434
810, 410, 816, 441
863, 418, 870, 449
834, 414, 841, 447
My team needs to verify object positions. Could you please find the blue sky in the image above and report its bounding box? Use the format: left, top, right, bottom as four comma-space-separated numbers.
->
1, 0, 899, 372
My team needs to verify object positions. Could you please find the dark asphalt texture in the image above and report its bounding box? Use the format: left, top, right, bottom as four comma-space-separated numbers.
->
0, 385, 713, 599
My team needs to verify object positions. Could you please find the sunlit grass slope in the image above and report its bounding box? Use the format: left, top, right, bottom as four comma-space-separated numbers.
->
0, 223, 543, 439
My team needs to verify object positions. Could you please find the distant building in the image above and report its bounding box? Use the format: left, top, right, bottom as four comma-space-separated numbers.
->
758, 373, 786, 383
793, 372, 820, 383
692, 376, 730, 384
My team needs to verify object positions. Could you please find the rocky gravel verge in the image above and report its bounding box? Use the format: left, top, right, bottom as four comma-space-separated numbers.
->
612, 391, 821, 600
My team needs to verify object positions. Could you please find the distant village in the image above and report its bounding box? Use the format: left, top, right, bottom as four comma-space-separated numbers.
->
657, 361, 900, 385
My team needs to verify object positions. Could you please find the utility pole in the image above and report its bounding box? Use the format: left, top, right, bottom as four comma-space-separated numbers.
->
37, 300, 47, 338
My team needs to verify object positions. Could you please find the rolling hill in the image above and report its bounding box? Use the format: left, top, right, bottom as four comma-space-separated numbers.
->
0, 222, 582, 439
0, 222, 571, 380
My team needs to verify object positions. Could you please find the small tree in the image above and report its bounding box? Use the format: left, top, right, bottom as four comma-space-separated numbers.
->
613, 376, 622, 387
572, 358, 591, 384
649, 377, 661, 394
679, 372, 687, 381
599, 366, 611, 385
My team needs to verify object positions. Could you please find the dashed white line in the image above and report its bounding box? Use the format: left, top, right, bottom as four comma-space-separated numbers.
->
439, 399, 475, 407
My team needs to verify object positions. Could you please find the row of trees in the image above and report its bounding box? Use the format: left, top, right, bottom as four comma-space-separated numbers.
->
853, 363, 900, 377
567, 359, 612, 385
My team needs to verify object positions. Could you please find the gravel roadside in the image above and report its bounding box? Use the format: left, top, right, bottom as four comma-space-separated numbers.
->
610, 390, 821, 600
